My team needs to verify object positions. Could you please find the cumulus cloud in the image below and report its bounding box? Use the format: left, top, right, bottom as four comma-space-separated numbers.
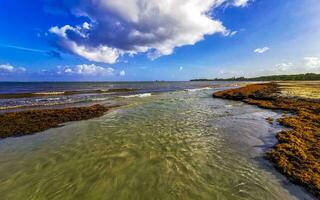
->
0, 64, 15, 73
56, 64, 114, 76
67, 41, 120, 63
119, 70, 126, 76
48, 0, 251, 63
0, 64, 26, 73
259, 57, 320, 76
304, 57, 320, 69
254, 47, 269, 54
233, 0, 250, 7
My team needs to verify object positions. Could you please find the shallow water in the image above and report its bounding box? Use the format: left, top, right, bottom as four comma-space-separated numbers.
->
0, 81, 229, 110
0, 88, 315, 199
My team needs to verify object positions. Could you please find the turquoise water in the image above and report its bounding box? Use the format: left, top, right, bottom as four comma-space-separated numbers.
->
0, 88, 315, 199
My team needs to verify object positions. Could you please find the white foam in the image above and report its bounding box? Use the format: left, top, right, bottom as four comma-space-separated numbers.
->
33, 92, 65, 95
91, 97, 109, 101
185, 87, 212, 92
120, 93, 152, 98
0, 105, 23, 110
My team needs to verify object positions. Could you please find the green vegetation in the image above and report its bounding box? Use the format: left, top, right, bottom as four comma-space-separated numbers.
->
191, 73, 320, 81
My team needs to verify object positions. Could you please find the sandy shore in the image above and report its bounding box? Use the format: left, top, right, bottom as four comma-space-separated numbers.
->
278, 81, 320, 99
0, 104, 113, 138
213, 82, 320, 198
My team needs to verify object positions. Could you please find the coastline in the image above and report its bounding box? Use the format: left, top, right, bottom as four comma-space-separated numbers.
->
0, 82, 317, 199
213, 82, 320, 198
0, 88, 136, 99
0, 104, 114, 138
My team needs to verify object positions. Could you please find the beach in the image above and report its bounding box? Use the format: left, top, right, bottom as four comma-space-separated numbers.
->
0, 81, 318, 199
213, 81, 320, 198
2, 0, 320, 198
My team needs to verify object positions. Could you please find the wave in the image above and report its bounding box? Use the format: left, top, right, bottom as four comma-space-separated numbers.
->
34, 97, 62, 102
0, 102, 64, 110
32, 92, 65, 95
89, 97, 110, 101
184, 87, 213, 92
120, 93, 152, 98
0, 105, 24, 110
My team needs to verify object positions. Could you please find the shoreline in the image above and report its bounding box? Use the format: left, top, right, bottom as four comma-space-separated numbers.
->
213, 82, 320, 198
0, 88, 136, 99
0, 104, 114, 138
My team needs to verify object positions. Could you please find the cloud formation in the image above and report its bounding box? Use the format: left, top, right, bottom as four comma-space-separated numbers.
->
259, 57, 320, 75
275, 62, 294, 71
0, 64, 26, 73
254, 47, 270, 54
304, 57, 320, 69
119, 70, 126, 76
233, 0, 250, 7
56, 64, 114, 76
48, 0, 250, 63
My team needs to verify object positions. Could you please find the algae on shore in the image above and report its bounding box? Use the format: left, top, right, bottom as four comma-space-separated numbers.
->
213, 83, 320, 198
0, 104, 110, 138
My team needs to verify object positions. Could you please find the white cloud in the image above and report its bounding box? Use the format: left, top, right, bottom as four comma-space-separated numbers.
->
233, 0, 250, 7
258, 57, 320, 75
226, 30, 238, 36
304, 57, 320, 69
0, 64, 26, 73
19, 67, 27, 72
275, 62, 294, 71
67, 41, 120, 64
57, 64, 114, 76
179, 66, 184, 71
119, 70, 126, 76
49, 0, 251, 63
82, 22, 90, 30
0, 64, 14, 73
254, 47, 270, 54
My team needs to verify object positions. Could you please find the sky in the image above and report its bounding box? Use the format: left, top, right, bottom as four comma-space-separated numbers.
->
0, 0, 320, 81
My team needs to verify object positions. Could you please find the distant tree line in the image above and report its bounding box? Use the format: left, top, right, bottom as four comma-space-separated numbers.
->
190, 73, 320, 81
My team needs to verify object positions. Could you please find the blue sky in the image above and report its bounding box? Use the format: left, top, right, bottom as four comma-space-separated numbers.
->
0, 0, 319, 81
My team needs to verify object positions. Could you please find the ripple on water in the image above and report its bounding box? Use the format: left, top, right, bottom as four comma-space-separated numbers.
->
0, 91, 315, 200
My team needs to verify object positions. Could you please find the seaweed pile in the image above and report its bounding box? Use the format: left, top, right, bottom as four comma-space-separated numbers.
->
0, 104, 110, 138
213, 83, 320, 198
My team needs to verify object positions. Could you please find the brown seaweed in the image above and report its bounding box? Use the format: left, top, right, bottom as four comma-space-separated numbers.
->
0, 104, 110, 138
213, 83, 320, 198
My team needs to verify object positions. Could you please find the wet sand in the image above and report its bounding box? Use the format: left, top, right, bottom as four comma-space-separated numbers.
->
213, 82, 320, 198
